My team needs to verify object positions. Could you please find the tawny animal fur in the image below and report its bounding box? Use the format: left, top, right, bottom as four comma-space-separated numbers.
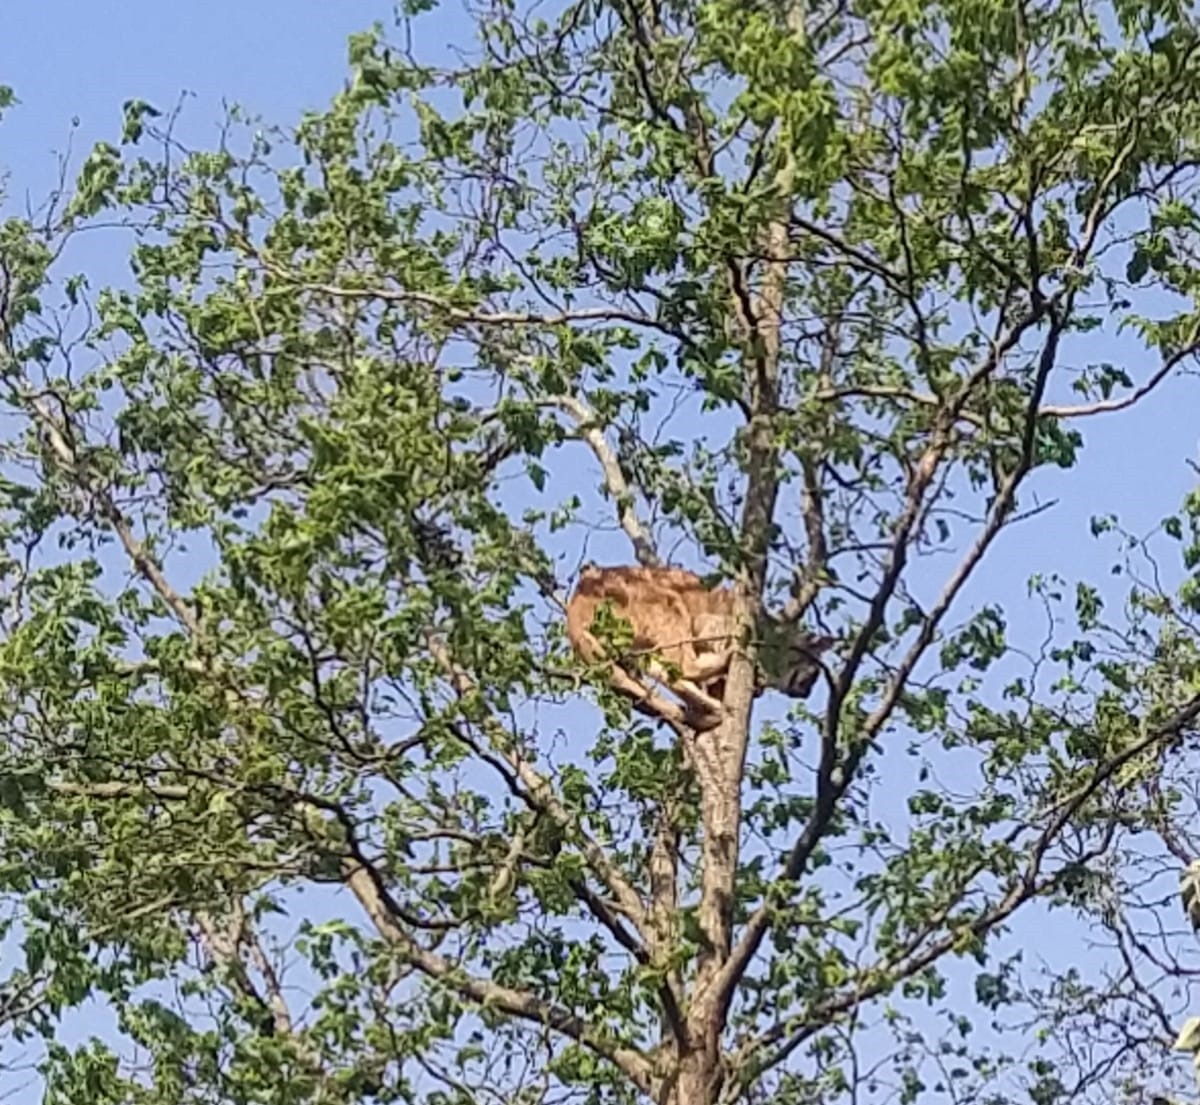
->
566, 564, 829, 729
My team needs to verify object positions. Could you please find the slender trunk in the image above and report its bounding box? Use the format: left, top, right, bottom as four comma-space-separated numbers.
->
678, 157, 794, 1105
619, 6, 806, 1099
667, 1046, 724, 1105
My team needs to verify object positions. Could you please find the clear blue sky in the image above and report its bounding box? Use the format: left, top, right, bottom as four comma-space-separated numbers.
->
2, 1, 1198, 1097
2, 2, 401, 179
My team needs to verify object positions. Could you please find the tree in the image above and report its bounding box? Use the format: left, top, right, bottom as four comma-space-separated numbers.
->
1, 1, 1200, 1102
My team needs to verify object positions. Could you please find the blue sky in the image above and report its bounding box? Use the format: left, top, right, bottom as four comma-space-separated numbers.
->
2, 0, 1199, 1098
2, 2, 398, 173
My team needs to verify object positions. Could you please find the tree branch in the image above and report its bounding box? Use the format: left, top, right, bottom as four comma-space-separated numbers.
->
712, 307, 1067, 1012
426, 639, 652, 939
195, 903, 298, 1041
297, 278, 681, 338
1040, 331, 1200, 419
28, 392, 201, 636
549, 394, 659, 567
341, 847, 654, 1092
730, 691, 1200, 1090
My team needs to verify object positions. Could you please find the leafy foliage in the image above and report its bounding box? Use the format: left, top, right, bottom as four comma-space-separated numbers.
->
0, 1, 1198, 1103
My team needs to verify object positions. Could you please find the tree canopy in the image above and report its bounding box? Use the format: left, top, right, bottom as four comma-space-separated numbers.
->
1, 1, 1200, 1103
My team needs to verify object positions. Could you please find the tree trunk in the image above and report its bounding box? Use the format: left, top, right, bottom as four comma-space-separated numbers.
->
666, 1046, 723, 1105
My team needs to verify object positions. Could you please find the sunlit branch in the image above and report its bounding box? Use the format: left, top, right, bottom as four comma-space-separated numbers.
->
548, 394, 660, 568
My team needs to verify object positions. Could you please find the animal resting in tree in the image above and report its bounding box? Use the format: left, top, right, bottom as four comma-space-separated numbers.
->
565, 564, 831, 729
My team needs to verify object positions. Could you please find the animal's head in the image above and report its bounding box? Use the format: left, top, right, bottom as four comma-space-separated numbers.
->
757, 623, 836, 699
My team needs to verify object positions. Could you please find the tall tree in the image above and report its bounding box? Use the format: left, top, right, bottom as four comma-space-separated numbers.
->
1, 1, 1200, 1103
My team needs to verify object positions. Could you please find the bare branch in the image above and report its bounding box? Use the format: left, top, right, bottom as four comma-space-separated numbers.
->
1041, 333, 1200, 419
782, 320, 840, 624
295, 279, 680, 338
814, 384, 986, 429
550, 394, 659, 567
47, 779, 190, 801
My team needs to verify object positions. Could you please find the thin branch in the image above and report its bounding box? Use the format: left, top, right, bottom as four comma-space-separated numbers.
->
340, 849, 654, 1092
27, 392, 201, 636
47, 779, 190, 801
550, 394, 660, 567
1041, 333, 1200, 419
814, 384, 986, 429
426, 639, 652, 938
647, 800, 687, 1048
781, 319, 840, 623
292, 278, 684, 340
